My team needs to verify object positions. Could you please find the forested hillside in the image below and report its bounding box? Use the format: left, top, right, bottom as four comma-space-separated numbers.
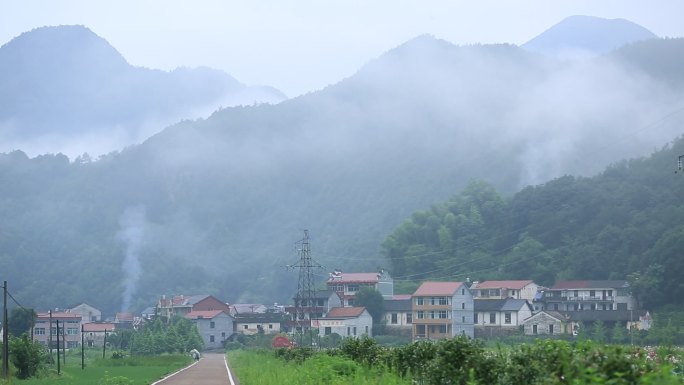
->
1, 36, 684, 315
383, 136, 684, 309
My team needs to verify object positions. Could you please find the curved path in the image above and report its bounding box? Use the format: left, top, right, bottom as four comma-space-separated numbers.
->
152, 352, 239, 385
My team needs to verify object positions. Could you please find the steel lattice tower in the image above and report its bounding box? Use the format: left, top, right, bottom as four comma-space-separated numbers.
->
289, 230, 322, 333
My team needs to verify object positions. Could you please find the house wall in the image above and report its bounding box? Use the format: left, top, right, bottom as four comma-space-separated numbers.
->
33, 317, 82, 348
523, 312, 563, 336
70, 304, 101, 322
316, 311, 373, 338
193, 314, 234, 349
237, 321, 282, 335
384, 310, 412, 327
412, 284, 474, 340
451, 285, 474, 338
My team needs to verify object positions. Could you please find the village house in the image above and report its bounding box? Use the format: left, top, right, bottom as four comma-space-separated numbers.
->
470, 280, 540, 301
412, 281, 474, 340
522, 310, 566, 336
473, 298, 533, 337
383, 294, 412, 336
83, 322, 116, 347
185, 310, 234, 350
114, 312, 134, 329
33, 311, 82, 348
157, 294, 231, 320
312, 307, 373, 338
285, 290, 343, 332
68, 302, 102, 322
540, 280, 635, 312
326, 270, 393, 306
233, 312, 288, 335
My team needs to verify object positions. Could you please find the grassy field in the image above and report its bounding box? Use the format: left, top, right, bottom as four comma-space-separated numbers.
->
228, 349, 412, 385
10, 349, 191, 385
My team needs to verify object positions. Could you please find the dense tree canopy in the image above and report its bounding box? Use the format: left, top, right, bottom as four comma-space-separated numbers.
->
383, 137, 684, 309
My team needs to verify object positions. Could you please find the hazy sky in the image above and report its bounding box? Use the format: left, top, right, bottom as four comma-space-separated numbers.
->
2, 0, 683, 97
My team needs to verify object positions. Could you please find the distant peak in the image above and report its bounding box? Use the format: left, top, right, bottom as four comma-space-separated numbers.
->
523, 15, 658, 56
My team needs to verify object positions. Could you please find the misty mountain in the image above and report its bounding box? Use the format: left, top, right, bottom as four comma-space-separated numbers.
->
1, 33, 684, 315
0, 25, 286, 156
523, 15, 658, 56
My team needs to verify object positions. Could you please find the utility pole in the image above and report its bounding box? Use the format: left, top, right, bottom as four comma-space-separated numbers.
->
48, 310, 53, 364
2, 281, 8, 381
81, 324, 84, 370
287, 230, 323, 346
56, 320, 61, 375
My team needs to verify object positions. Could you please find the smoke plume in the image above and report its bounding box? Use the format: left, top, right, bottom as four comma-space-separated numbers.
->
117, 205, 147, 312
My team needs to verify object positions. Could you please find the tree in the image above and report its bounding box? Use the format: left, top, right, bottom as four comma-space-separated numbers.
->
592, 320, 606, 343
8, 308, 36, 338
9, 333, 47, 379
611, 322, 626, 344
354, 287, 385, 324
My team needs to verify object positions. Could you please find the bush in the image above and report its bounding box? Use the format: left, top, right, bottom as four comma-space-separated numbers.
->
111, 350, 126, 359
9, 333, 47, 379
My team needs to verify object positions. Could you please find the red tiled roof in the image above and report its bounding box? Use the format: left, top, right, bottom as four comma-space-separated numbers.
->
325, 307, 366, 318
413, 282, 463, 296
327, 272, 381, 283
472, 280, 534, 290
185, 310, 227, 319
83, 323, 116, 332
550, 280, 629, 290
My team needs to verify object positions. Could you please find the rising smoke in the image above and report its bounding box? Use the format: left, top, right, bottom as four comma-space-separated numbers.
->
117, 205, 147, 312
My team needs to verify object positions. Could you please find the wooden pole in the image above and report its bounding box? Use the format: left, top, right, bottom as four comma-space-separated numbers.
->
102, 330, 107, 359
56, 320, 61, 375
81, 324, 85, 369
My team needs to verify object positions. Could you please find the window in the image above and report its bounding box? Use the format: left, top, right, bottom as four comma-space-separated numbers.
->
243, 325, 248, 330
416, 297, 424, 305
35, 328, 45, 335
222, 332, 226, 338
504, 312, 511, 324
347, 327, 351, 336
439, 297, 449, 305
67, 328, 79, 335
438, 310, 448, 319
549, 325, 554, 335
348, 284, 359, 292
67, 341, 78, 348
461, 289, 465, 295
416, 311, 425, 319
347, 299, 355, 306
489, 312, 496, 324
210, 335, 215, 342
462, 316, 466, 323
210, 321, 215, 329
461, 302, 465, 309
533, 324, 538, 334
269, 324, 273, 329
406, 312, 412, 324
553, 304, 559, 310
391, 313, 398, 324
353, 327, 357, 336
428, 310, 436, 319
474, 313, 478, 323
325, 327, 332, 335
439, 325, 447, 333
365, 326, 369, 334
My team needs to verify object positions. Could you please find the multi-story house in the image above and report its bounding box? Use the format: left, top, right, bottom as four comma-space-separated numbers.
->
383, 294, 412, 335
234, 311, 288, 335
473, 299, 533, 337
411, 281, 474, 340
285, 290, 343, 332
33, 311, 82, 348
68, 302, 102, 322
157, 294, 231, 320
327, 270, 393, 306
541, 280, 635, 312
471, 280, 539, 301
185, 310, 234, 349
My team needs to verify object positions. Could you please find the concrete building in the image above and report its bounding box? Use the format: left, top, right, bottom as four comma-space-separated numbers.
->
68, 303, 102, 322
327, 270, 393, 305
83, 322, 116, 347
34, 311, 82, 348
412, 281, 474, 340
312, 307, 373, 338
185, 310, 234, 350
383, 294, 412, 336
471, 280, 539, 301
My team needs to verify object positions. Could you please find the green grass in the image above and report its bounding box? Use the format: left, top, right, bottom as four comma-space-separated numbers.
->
9, 349, 192, 385
228, 349, 412, 385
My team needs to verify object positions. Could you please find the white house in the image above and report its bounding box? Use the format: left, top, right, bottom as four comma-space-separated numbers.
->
471, 280, 540, 302
383, 295, 412, 335
69, 303, 102, 322
473, 299, 533, 332
312, 307, 373, 338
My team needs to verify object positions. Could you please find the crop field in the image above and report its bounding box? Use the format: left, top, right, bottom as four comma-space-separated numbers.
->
10, 349, 191, 385
229, 337, 684, 385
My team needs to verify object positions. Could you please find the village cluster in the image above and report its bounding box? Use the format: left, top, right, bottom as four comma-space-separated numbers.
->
23, 271, 652, 350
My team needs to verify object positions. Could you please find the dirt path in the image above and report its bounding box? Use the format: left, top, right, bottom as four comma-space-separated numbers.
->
152, 352, 239, 385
